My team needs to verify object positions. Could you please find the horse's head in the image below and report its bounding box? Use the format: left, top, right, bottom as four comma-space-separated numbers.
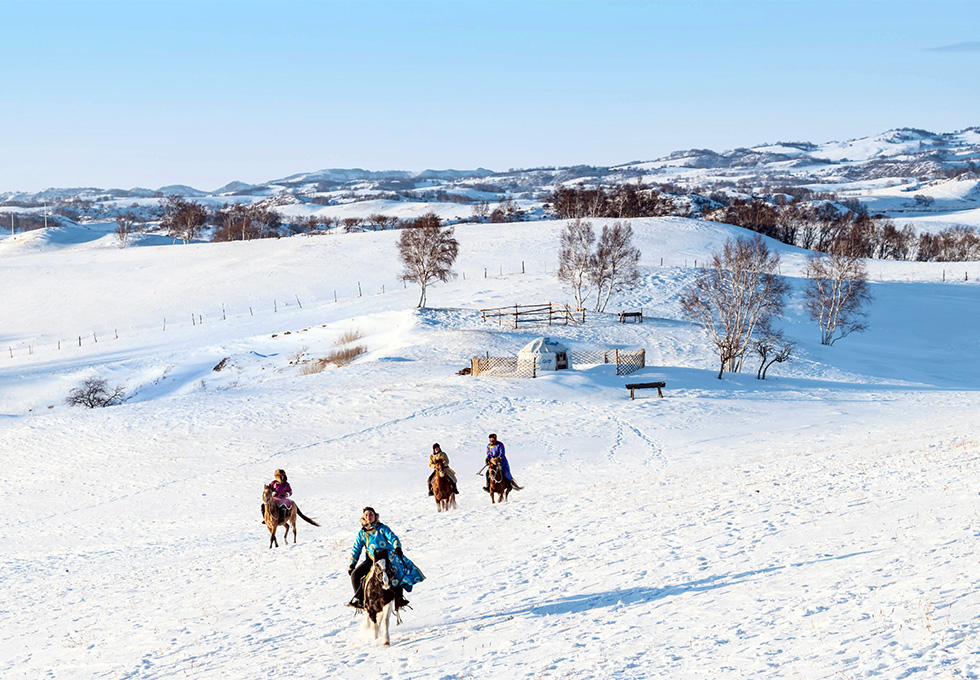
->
434, 460, 447, 476
371, 548, 392, 589
262, 484, 274, 503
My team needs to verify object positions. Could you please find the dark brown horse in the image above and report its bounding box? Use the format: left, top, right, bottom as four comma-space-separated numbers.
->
262, 484, 320, 548
361, 548, 397, 645
486, 457, 510, 504
430, 460, 457, 512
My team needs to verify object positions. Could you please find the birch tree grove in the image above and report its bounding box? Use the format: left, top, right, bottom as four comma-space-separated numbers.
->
680, 235, 789, 379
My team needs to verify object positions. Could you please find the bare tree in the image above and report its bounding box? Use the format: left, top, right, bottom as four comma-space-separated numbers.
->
66, 377, 126, 408
471, 200, 490, 222
803, 250, 872, 345
367, 213, 397, 231
342, 217, 364, 233
754, 325, 794, 379
556, 219, 596, 309
680, 235, 789, 379
115, 212, 136, 246
160, 195, 208, 244
590, 220, 641, 312
397, 213, 459, 308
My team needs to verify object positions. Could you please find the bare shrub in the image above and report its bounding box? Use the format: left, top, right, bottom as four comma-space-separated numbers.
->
300, 330, 367, 374
115, 213, 136, 246
66, 377, 126, 408
300, 359, 330, 375
325, 345, 366, 366
754, 325, 794, 379
337, 328, 362, 345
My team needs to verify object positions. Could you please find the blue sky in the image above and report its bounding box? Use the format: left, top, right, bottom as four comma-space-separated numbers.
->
1, 0, 978, 192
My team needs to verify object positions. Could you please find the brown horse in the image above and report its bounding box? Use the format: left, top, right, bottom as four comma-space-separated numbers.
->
486, 457, 510, 504
262, 484, 320, 548
361, 548, 397, 645
431, 460, 457, 512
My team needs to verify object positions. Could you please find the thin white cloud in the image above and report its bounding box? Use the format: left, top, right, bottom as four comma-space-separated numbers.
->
927, 42, 980, 52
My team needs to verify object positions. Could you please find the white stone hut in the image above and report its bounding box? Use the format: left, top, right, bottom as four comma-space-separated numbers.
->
517, 337, 571, 373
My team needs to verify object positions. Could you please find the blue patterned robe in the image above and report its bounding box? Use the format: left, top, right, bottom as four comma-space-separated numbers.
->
487, 440, 512, 479
349, 522, 425, 591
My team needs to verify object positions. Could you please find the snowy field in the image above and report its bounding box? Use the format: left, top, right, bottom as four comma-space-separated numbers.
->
2, 217, 980, 679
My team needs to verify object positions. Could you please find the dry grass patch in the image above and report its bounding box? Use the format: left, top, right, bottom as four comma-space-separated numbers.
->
325, 344, 367, 366
337, 328, 363, 345
300, 328, 367, 373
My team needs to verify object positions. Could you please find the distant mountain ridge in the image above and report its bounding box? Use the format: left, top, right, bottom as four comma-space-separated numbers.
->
2, 127, 978, 209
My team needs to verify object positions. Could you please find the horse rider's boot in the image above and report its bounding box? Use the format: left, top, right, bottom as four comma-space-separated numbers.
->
347, 596, 364, 609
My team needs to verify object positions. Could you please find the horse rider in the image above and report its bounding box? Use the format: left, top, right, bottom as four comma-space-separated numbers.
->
483, 433, 520, 491
427, 443, 460, 496
348, 507, 424, 611
262, 468, 293, 521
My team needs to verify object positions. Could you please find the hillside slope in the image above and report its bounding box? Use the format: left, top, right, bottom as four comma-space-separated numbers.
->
1, 219, 979, 679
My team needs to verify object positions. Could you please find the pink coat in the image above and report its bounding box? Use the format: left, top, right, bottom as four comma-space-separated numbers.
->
270, 480, 292, 507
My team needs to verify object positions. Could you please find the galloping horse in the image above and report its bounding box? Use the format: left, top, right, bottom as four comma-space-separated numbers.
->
361, 548, 397, 645
262, 484, 320, 548
430, 460, 457, 512
486, 457, 511, 504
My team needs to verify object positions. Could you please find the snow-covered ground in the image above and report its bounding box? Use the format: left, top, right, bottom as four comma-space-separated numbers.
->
2, 217, 979, 679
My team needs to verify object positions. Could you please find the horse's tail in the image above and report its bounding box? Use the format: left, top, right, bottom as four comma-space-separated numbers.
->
509, 480, 523, 491
295, 506, 320, 527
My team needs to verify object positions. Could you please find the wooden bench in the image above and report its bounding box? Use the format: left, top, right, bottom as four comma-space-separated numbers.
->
619, 309, 643, 323
625, 381, 665, 399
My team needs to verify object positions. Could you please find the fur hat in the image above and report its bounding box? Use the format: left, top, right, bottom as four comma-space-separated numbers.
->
432, 443, 441, 451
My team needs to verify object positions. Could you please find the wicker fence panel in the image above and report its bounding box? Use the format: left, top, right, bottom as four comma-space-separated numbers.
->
570, 350, 614, 366
472, 348, 645, 379
615, 349, 645, 376
471, 356, 536, 378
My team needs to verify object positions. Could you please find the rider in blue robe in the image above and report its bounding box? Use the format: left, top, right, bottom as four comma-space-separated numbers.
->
348, 507, 424, 610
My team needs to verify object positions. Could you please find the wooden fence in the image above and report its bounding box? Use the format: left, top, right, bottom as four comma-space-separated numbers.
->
480, 303, 586, 328
471, 348, 644, 378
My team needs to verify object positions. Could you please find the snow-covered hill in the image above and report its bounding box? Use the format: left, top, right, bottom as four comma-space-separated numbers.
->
3, 127, 979, 230
2, 216, 980, 678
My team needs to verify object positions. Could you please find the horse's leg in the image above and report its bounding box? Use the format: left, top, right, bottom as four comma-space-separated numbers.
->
380, 601, 392, 645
